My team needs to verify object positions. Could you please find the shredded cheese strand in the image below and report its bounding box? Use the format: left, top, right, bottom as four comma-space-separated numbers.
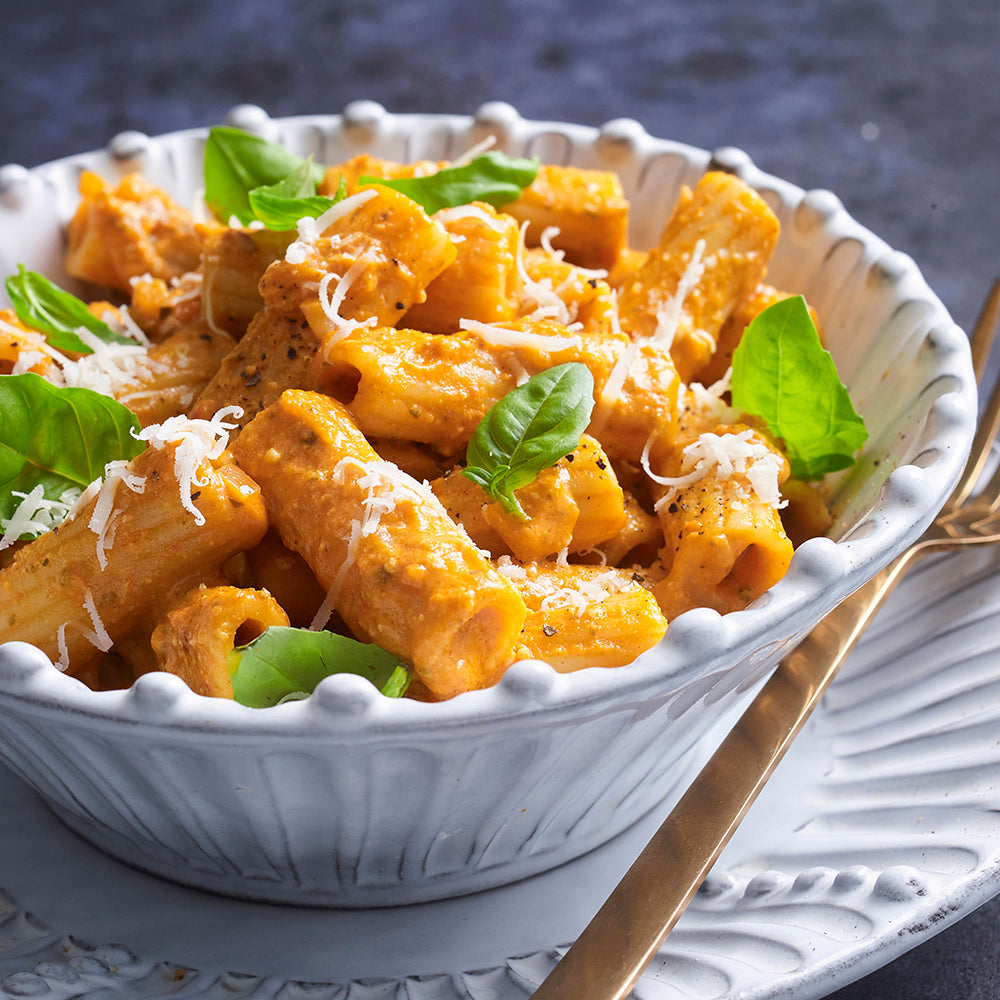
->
645, 429, 787, 511
589, 291, 632, 435
459, 317, 581, 352
435, 203, 509, 231
0, 485, 83, 551
285, 188, 379, 264
316, 261, 379, 346
450, 134, 497, 167
133, 406, 242, 526
309, 457, 451, 631
309, 519, 362, 631
55, 624, 70, 672
651, 238, 707, 349
514, 222, 606, 326
87, 460, 147, 569
82, 588, 113, 652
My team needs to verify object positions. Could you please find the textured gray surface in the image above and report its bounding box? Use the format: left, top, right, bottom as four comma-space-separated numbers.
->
1, 1, 999, 996
4, 0, 997, 342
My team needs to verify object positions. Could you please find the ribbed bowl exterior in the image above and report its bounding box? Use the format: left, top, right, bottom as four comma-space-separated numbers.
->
0, 641, 782, 905
0, 103, 977, 905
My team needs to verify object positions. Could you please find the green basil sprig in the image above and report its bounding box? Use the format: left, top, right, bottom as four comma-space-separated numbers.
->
0, 373, 145, 537
205, 126, 537, 227
731, 295, 867, 480
204, 126, 327, 226
228, 626, 410, 707
360, 150, 540, 214
246, 157, 345, 231
5, 266, 135, 355
462, 362, 595, 520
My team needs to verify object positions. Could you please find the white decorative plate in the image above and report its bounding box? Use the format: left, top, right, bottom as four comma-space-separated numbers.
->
3, 539, 1000, 999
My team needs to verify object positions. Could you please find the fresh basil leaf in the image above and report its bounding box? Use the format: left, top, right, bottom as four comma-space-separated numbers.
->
360, 151, 540, 214
462, 362, 595, 519
4, 266, 134, 355
228, 626, 411, 708
329, 173, 348, 202
0, 373, 145, 535
204, 126, 326, 226
730, 295, 867, 480
247, 156, 342, 231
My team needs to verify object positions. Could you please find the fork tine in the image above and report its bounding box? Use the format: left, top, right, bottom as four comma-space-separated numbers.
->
969, 276, 1000, 384
949, 280, 1000, 508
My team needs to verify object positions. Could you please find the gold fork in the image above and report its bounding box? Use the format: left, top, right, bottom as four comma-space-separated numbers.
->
532, 278, 1000, 1000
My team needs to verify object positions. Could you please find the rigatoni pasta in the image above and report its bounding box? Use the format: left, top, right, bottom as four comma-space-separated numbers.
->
230, 389, 527, 700
0, 428, 268, 670
616, 171, 780, 381
150, 584, 290, 698
648, 423, 794, 618
0, 126, 862, 704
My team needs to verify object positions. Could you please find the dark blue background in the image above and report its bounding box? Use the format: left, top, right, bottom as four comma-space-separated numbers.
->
2, 2, 999, 996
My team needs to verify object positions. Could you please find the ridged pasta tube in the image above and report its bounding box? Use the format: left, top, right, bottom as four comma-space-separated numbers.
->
231, 389, 527, 700
151, 585, 290, 698
0, 442, 268, 674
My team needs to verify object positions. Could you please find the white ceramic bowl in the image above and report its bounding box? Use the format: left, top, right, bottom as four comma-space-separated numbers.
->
0, 102, 976, 906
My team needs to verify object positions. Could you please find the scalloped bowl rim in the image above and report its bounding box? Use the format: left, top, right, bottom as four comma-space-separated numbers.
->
0, 104, 978, 737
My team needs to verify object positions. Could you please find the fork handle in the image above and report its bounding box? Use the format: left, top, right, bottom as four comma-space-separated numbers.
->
532, 550, 919, 1000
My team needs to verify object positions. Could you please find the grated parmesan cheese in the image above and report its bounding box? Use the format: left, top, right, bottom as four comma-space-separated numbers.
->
644, 428, 787, 511
592, 240, 710, 434
82, 587, 113, 652
2, 318, 54, 373
686, 370, 736, 423
650, 238, 707, 349
9, 348, 48, 375
309, 456, 451, 630
102, 305, 152, 347
0, 484, 83, 551
495, 554, 529, 582
87, 459, 147, 570
513, 223, 606, 327
459, 317, 581, 353
284, 188, 379, 264
315, 260, 379, 346
538, 571, 628, 616
3, 311, 162, 396
435, 204, 509, 232
538, 225, 565, 261
47, 328, 164, 398
449, 134, 497, 167
133, 406, 243, 526
309, 519, 362, 631
524, 565, 634, 617
66, 342, 165, 396
537, 226, 609, 282
496, 557, 634, 617
514, 222, 575, 325
55, 624, 70, 672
